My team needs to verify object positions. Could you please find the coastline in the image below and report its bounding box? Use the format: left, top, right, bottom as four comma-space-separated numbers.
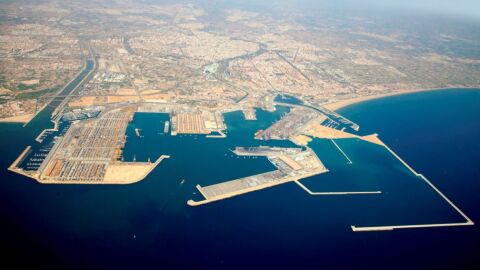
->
0, 113, 34, 123
323, 86, 480, 112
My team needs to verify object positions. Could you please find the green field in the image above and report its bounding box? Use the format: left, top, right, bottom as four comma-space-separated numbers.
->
14, 83, 38, 91
15, 86, 60, 100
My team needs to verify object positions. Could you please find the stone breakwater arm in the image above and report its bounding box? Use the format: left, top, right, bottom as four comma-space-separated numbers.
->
350, 144, 474, 232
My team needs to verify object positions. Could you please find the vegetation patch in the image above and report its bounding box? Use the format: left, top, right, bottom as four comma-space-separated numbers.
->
14, 83, 38, 91
16, 86, 60, 100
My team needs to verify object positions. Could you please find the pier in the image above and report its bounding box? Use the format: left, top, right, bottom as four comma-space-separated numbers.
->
188, 170, 326, 206
274, 94, 360, 132
242, 108, 257, 120
233, 146, 303, 157
206, 130, 227, 138
188, 146, 328, 206
35, 129, 49, 143
34, 123, 60, 143
255, 107, 318, 140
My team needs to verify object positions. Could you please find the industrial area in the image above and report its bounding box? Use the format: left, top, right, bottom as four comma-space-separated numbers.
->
171, 110, 225, 136
8, 82, 366, 185
9, 106, 169, 184
255, 107, 320, 140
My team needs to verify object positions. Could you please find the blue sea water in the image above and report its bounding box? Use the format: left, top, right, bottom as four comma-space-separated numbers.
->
0, 89, 479, 269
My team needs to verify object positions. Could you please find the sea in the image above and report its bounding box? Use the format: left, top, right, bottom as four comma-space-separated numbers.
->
0, 88, 479, 269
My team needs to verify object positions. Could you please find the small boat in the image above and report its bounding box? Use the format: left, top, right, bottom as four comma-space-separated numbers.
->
180, 179, 185, 185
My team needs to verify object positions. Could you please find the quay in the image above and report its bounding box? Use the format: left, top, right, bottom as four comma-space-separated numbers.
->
242, 108, 257, 120
233, 146, 303, 157
188, 146, 328, 206
188, 170, 326, 206
9, 106, 168, 185
206, 130, 226, 138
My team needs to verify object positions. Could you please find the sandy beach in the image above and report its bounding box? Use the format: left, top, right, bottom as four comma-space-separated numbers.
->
0, 113, 34, 123
323, 87, 480, 112
302, 121, 385, 146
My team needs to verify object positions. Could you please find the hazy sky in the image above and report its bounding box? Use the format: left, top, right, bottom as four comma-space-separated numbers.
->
335, 0, 480, 18
221, 0, 480, 21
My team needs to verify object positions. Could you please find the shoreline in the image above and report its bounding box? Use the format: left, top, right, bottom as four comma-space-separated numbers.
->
0, 113, 35, 123
323, 86, 480, 112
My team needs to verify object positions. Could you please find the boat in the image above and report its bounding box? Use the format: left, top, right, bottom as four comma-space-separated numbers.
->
164, 121, 170, 133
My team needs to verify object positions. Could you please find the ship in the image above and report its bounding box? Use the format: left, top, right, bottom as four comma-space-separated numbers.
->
164, 121, 170, 133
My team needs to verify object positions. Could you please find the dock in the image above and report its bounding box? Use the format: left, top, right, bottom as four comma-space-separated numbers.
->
206, 130, 226, 138
233, 146, 303, 157
242, 108, 257, 120
188, 146, 328, 206
35, 129, 49, 143
171, 112, 210, 134
188, 170, 326, 206
255, 107, 318, 140
8, 105, 172, 185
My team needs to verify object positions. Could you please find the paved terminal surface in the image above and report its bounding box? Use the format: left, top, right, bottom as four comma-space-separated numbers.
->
198, 170, 287, 199
189, 147, 328, 206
